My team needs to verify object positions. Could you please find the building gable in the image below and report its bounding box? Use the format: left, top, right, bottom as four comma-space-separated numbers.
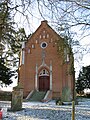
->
19, 20, 74, 102
27, 20, 61, 44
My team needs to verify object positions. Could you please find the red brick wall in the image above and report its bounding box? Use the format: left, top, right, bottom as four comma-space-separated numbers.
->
19, 21, 74, 98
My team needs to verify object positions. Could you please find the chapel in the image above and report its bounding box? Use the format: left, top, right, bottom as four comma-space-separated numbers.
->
19, 20, 74, 101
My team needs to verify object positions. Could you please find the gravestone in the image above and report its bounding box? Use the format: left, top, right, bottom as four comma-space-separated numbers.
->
61, 86, 72, 102
11, 84, 23, 111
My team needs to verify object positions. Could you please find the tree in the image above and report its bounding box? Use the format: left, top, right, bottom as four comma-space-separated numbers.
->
2, 0, 88, 44
0, 57, 14, 86
0, 0, 27, 85
0, 0, 16, 85
12, 28, 27, 80
14, 0, 89, 33
0, 0, 16, 59
76, 65, 90, 94
6, 0, 90, 61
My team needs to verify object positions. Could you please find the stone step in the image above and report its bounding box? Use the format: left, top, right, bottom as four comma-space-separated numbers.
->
28, 91, 46, 101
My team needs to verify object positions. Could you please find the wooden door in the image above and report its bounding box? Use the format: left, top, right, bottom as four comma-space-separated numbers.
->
39, 76, 50, 91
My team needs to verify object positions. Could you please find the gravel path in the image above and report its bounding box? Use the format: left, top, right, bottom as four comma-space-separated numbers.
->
0, 99, 90, 120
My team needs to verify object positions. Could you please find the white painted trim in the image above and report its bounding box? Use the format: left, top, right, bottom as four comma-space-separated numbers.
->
50, 61, 52, 90
26, 90, 34, 100
40, 41, 48, 49
22, 50, 25, 64
35, 64, 38, 90
38, 64, 49, 70
43, 90, 50, 100
22, 42, 25, 49
21, 42, 25, 64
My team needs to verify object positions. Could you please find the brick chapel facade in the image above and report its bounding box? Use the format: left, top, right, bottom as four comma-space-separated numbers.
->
19, 20, 74, 101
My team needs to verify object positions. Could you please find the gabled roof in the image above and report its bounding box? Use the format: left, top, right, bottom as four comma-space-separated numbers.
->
28, 20, 62, 41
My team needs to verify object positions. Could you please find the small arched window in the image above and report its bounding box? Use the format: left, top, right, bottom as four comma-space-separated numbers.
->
64, 48, 70, 62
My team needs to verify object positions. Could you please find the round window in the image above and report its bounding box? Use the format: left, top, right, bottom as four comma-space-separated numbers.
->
41, 42, 47, 49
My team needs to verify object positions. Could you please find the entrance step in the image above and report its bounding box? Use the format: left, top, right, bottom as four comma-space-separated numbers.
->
27, 91, 46, 101
42, 90, 52, 102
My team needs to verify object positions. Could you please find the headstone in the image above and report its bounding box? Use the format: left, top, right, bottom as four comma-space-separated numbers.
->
11, 84, 23, 111
61, 86, 72, 102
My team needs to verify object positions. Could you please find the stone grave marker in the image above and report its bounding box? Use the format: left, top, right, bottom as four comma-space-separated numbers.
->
11, 84, 23, 111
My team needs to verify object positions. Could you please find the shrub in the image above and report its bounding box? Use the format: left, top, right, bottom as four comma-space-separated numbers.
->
0, 91, 12, 101
86, 93, 90, 98
56, 98, 63, 105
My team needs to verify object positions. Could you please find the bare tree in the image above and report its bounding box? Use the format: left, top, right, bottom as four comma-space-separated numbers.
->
3, 0, 90, 72
10, 0, 90, 43
7, 0, 89, 35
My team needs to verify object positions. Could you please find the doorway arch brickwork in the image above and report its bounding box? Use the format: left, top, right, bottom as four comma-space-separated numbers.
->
35, 62, 52, 91
39, 69, 50, 91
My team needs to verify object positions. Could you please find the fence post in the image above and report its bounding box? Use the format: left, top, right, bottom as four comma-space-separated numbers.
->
72, 70, 75, 120
72, 101, 75, 120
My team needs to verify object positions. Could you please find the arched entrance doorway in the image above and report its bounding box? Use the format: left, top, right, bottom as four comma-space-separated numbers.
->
39, 69, 50, 91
